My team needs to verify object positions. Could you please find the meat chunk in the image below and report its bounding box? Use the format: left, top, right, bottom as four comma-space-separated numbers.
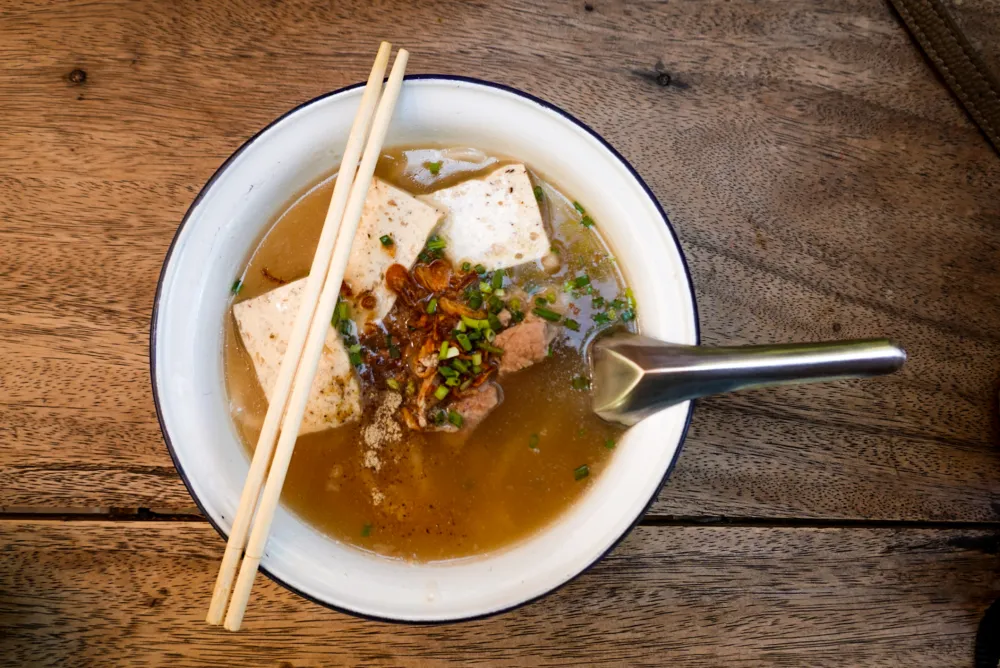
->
430, 383, 501, 435
494, 316, 557, 375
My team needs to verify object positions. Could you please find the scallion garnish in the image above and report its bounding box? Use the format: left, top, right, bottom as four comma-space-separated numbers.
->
604, 438, 616, 450
446, 346, 460, 359
491, 269, 504, 290
445, 377, 460, 387
471, 352, 482, 366
593, 312, 612, 325
580, 215, 595, 228
448, 410, 464, 427
386, 378, 401, 391
349, 350, 363, 367
452, 359, 470, 374
379, 234, 394, 247
592, 295, 605, 309
433, 410, 447, 425
426, 235, 447, 251
532, 306, 562, 322
460, 378, 473, 391
406, 379, 416, 396
563, 318, 580, 331
477, 342, 504, 354
571, 375, 590, 390
438, 341, 449, 360
462, 261, 472, 272
468, 293, 483, 310
426, 160, 443, 175
456, 320, 467, 333
484, 328, 496, 343
456, 333, 472, 351
529, 433, 540, 449
510, 297, 521, 311
361, 523, 372, 537
488, 313, 503, 331
535, 297, 548, 307
479, 281, 493, 294
488, 296, 503, 314
231, 279, 243, 294
573, 464, 590, 481
573, 275, 591, 288
533, 185, 544, 201
426, 297, 438, 314
474, 264, 487, 275
573, 201, 586, 214
434, 385, 449, 401
338, 301, 350, 322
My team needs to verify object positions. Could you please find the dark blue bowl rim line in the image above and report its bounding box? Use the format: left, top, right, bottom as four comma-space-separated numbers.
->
149, 74, 702, 625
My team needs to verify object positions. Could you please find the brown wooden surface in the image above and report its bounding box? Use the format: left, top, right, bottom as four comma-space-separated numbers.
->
2, 0, 1000, 664
1, 519, 998, 667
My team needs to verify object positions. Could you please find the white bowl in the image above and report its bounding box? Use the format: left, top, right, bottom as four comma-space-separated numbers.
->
151, 76, 699, 622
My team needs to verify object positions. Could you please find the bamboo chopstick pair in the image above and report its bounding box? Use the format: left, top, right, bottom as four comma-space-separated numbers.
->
205, 42, 408, 632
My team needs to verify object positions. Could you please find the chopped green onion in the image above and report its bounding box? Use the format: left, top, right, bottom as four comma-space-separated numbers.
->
535, 297, 548, 307
592, 295, 606, 309
547, 343, 554, 357
433, 410, 447, 426
426, 160, 443, 175
467, 330, 481, 341
460, 378, 473, 391
479, 281, 493, 294
573, 464, 590, 481
580, 215, 595, 228
491, 269, 504, 290
379, 234, 394, 247
529, 433, 540, 449
594, 312, 612, 325
426, 297, 438, 314
471, 352, 482, 366
462, 261, 472, 272
604, 438, 616, 450
426, 235, 447, 251
456, 333, 472, 351
573, 275, 591, 288
361, 523, 372, 537
438, 341, 449, 360
563, 318, 580, 332
406, 379, 416, 396
349, 351, 363, 366
445, 377, 460, 387
456, 320, 467, 332
510, 298, 521, 311
478, 342, 504, 354
532, 306, 562, 322
462, 314, 486, 329
452, 359, 470, 374
448, 410, 464, 427
468, 293, 483, 310
231, 279, 243, 294
446, 346, 460, 359
488, 296, 504, 314
348, 343, 362, 353
434, 385, 449, 401
493, 288, 506, 298
571, 375, 591, 390
474, 264, 487, 275
338, 301, 350, 322
484, 328, 496, 343
386, 378, 401, 391
472, 365, 482, 374
488, 313, 503, 331
545, 291, 557, 304
573, 201, 586, 214
511, 310, 525, 323
533, 185, 544, 201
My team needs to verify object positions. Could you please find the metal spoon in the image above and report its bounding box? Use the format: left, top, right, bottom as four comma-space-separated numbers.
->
590, 332, 906, 426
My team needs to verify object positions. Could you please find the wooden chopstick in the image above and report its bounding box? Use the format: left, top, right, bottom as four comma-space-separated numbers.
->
205, 41, 393, 627
222, 48, 410, 632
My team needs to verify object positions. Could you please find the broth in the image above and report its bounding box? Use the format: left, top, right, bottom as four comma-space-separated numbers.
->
224, 146, 635, 561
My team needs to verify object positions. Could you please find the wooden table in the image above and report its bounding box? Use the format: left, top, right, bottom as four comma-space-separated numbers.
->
2, 0, 999, 664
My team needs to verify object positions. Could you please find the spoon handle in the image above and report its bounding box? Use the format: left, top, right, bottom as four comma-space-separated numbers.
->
592, 336, 906, 425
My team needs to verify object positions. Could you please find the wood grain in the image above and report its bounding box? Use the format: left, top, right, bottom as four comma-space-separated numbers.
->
1, 0, 999, 521
0, 519, 997, 666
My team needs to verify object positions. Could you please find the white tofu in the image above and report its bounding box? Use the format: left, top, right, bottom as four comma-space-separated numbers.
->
343, 177, 443, 323
421, 163, 550, 271
233, 278, 362, 435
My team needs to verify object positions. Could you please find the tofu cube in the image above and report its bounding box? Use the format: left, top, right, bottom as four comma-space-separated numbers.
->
421, 163, 550, 271
233, 278, 362, 434
343, 177, 443, 323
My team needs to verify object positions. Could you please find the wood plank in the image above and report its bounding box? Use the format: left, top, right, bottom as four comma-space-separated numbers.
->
1, 0, 999, 519
1, 519, 998, 666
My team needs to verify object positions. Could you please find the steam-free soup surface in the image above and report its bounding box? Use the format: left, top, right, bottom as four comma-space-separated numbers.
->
225, 147, 634, 561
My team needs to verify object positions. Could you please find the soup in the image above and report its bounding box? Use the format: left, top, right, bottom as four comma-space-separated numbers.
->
224, 146, 636, 561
